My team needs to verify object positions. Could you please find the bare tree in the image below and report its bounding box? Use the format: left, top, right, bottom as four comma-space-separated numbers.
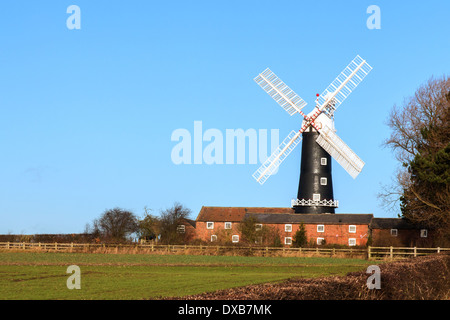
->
384, 75, 449, 164
158, 202, 192, 244
137, 206, 160, 242
380, 75, 450, 243
88, 207, 139, 242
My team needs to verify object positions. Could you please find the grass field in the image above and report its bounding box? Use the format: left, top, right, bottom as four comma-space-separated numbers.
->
0, 251, 378, 300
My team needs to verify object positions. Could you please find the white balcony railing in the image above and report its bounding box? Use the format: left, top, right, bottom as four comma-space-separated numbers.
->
291, 198, 339, 208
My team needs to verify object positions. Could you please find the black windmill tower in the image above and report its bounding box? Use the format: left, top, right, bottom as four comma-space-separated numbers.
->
252, 55, 372, 214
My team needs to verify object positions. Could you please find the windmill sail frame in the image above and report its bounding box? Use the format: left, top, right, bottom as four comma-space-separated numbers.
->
315, 125, 365, 179
254, 68, 307, 116
252, 55, 372, 185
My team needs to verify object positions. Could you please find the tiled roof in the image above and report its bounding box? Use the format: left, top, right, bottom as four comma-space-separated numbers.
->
369, 218, 418, 230
196, 207, 373, 224
245, 213, 373, 225
196, 206, 294, 222
180, 218, 196, 228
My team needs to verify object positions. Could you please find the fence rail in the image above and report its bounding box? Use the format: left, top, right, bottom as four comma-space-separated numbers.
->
368, 246, 450, 260
0, 242, 448, 260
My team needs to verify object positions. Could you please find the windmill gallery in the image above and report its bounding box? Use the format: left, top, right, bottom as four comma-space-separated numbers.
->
181, 56, 434, 247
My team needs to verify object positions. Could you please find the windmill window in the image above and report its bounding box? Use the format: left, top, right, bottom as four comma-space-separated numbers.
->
206, 222, 214, 229
317, 225, 325, 232
391, 229, 398, 237
313, 194, 321, 201
349, 238, 357, 246
224, 222, 232, 229
285, 237, 292, 245
320, 177, 327, 185
420, 229, 428, 238
317, 238, 325, 245
211, 235, 217, 242
232, 235, 239, 243
349, 225, 356, 233
321, 158, 327, 165
285, 224, 292, 232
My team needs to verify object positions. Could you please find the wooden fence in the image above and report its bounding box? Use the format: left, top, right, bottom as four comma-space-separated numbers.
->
368, 246, 450, 260
0, 242, 448, 260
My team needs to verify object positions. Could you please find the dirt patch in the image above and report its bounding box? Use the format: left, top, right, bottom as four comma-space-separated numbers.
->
172, 254, 450, 300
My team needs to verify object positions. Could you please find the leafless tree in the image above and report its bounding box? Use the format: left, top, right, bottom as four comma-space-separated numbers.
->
380, 75, 450, 243
137, 206, 160, 241
87, 207, 139, 242
158, 202, 192, 244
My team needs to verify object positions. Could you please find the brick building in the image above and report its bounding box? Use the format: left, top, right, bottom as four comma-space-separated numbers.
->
190, 206, 433, 247
176, 218, 197, 243
370, 218, 433, 247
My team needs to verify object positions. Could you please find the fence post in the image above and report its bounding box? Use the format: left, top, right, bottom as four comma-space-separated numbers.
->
414, 247, 417, 257
437, 247, 440, 253
367, 246, 371, 260
390, 246, 393, 260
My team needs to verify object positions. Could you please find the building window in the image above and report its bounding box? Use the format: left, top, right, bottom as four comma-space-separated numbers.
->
321, 158, 327, 165
320, 177, 327, 186
211, 235, 217, 242
177, 225, 185, 233
349, 238, 356, 246
420, 229, 428, 238
317, 225, 325, 233
224, 222, 232, 229
206, 222, 214, 229
232, 235, 239, 243
349, 225, 356, 233
317, 238, 325, 245
390, 229, 398, 237
285, 237, 292, 245
255, 224, 262, 231
313, 193, 321, 201
285, 224, 292, 232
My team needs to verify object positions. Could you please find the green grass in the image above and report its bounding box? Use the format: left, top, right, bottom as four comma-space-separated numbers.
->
0, 251, 378, 300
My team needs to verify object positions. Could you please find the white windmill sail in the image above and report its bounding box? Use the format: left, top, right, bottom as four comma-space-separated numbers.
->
317, 55, 372, 118
254, 68, 307, 116
316, 125, 365, 179
253, 130, 302, 184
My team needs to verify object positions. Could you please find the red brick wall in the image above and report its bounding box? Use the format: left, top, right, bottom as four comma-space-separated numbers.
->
195, 221, 370, 246
265, 223, 370, 246
371, 228, 434, 247
195, 221, 241, 243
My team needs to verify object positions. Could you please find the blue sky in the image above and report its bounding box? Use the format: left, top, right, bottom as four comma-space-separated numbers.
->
0, 1, 449, 234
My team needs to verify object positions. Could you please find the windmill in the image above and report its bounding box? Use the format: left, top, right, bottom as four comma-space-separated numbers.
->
252, 55, 372, 214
